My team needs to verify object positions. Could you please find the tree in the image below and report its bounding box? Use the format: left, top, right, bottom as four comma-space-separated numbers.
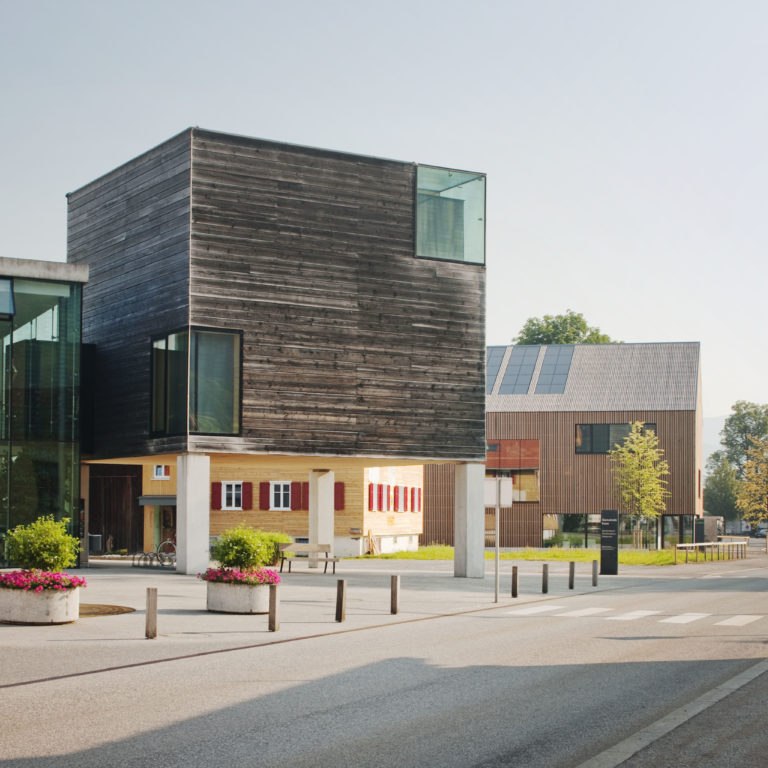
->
609, 422, 670, 521
736, 436, 768, 528
514, 310, 613, 345
719, 401, 768, 479
703, 457, 740, 522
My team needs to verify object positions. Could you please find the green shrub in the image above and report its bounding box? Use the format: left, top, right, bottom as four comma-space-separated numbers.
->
6, 515, 79, 571
210, 526, 291, 570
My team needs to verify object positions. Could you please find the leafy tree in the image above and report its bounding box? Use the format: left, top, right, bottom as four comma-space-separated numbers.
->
609, 422, 670, 521
736, 436, 768, 527
514, 310, 612, 345
703, 457, 740, 522
719, 401, 768, 479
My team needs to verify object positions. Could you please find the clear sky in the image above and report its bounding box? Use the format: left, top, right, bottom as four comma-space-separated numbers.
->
1, 0, 765, 418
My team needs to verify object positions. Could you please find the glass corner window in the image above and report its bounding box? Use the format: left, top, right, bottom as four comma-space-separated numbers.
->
416, 165, 485, 264
151, 327, 241, 436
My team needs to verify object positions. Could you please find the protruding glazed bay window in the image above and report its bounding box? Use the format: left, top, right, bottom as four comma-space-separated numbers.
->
152, 328, 241, 436
416, 165, 485, 264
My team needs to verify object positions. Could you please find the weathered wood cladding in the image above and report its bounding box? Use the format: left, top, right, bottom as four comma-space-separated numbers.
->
424, 409, 702, 547
67, 131, 192, 459
188, 130, 485, 460
487, 410, 702, 519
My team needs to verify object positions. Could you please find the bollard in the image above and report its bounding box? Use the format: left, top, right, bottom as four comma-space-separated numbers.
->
145, 587, 157, 639
542, 564, 548, 594
511, 565, 519, 598
592, 559, 598, 587
568, 561, 575, 590
391, 575, 400, 615
335, 579, 346, 622
268, 584, 279, 632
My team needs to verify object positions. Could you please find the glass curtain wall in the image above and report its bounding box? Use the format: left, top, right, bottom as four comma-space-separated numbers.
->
0, 279, 81, 548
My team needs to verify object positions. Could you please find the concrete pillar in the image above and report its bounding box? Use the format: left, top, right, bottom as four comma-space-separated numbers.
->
176, 454, 210, 575
454, 462, 485, 578
309, 470, 334, 567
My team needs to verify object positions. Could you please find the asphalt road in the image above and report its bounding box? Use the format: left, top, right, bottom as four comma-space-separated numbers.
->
1, 556, 767, 767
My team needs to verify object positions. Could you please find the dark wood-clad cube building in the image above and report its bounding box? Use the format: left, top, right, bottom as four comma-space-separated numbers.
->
68, 128, 487, 573
423, 342, 703, 550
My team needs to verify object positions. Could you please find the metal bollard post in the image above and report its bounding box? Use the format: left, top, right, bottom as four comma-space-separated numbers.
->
391, 575, 400, 615
592, 559, 598, 587
542, 564, 548, 594
145, 587, 157, 639
511, 565, 519, 598
268, 584, 279, 632
568, 561, 575, 590
335, 579, 346, 622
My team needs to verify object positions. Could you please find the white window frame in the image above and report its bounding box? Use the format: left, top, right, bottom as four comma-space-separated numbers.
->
222, 481, 243, 510
153, 464, 170, 480
270, 480, 291, 511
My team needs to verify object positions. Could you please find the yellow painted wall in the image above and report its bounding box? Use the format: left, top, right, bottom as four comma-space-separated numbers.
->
120, 454, 425, 542
363, 465, 424, 538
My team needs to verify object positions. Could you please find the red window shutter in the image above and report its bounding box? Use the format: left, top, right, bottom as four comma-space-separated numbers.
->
394, 485, 400, 512
259, 482, 270, 510
334, 481, 345, 511
411, 487, 415, 511
242, 482, 253, 510
302, 482, 310, 510
368, 483, 374, 511
418, 488, 422, 512
377, 484, 383, 511
211, 482, 222, 510
386, 485, 391, 511
404, 487, 409, 512
291, 481, 302, 510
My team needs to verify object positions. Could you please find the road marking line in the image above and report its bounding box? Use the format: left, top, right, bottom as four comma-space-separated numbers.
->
659, 612, 711, 624
556, 607, 612, 617
605, 610, 661, 621
715, 615, 762, 627
505, 605, 561, 615
574, 658, 768, 768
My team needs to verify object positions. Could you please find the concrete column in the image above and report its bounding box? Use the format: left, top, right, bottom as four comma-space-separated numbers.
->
176, 454, 210, 575
309, 470, 335, 568
454, 462, 485, 578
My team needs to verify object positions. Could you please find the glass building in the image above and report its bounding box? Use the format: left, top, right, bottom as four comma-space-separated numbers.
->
0, 260, 87, 562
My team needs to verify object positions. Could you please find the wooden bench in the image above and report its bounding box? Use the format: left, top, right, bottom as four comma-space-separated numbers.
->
278, 543, 340, 574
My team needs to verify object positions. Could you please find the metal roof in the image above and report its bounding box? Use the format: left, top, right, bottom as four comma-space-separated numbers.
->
486, 342, 700, 412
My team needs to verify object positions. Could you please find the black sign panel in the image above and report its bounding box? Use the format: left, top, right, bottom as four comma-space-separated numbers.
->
694, 518, 705, 543
601, 510, 619, 575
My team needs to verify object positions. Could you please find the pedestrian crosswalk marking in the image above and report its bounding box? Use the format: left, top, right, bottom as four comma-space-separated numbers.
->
504, 605, 765, 626
660, 612, 711, 624
555, 607, 612, 617
715, 615, 762, 627
506, 605, 560, 615
605, 610, 661, 621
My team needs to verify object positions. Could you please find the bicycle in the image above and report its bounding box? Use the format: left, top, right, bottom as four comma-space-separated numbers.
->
156, 538, 176, 567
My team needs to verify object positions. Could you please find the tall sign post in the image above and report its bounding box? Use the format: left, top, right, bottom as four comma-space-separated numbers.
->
484, 476, 514, 602
600, 509, 619, 575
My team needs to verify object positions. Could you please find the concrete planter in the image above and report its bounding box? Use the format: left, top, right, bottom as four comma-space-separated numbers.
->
0, 587, 80, 625
206, 581, 270, 614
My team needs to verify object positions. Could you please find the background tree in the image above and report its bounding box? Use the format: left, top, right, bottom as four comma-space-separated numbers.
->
609, 422, 670, 521
703, 457, 739, 523
718, 401, 768, 478
514, 310, 613, 345
736, 436, 768, 530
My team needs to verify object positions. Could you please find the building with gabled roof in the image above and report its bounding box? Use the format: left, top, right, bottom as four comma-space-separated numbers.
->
424, 342, 703, 550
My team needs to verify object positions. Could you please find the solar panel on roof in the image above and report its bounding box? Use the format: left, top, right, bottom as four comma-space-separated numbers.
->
486, 346, 506, 394
499, 346, 540, 394
535, 345, 574, 394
